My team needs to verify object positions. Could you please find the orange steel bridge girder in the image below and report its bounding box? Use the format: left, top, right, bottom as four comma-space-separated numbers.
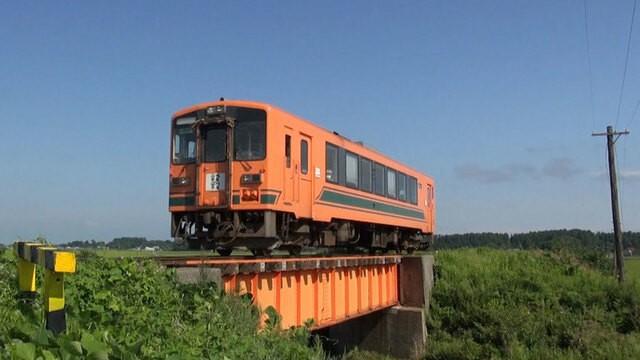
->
163, 255, 400, 329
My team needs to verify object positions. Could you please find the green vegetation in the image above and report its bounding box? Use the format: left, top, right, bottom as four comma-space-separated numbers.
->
426, 248, 640, 359
61, 237, 175, 250
435, 229, 640, 253
0, 248, 323, 359
87, 249, 221, 258
627, 257, 640, 281
5, 237, 640, 359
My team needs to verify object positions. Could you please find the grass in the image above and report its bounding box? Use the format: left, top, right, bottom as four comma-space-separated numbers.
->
88, 249, 222, 258
626, 256, 640, 281
83, 247, 332, 258
426, 248, 640, 359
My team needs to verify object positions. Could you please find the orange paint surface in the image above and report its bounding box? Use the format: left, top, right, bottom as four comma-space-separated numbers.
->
213, 256, 399, 329
169, 100, 435, 235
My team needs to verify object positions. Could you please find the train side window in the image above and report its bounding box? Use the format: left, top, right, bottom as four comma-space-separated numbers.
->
285, 135, 291, 168
397, 172, 407, 202
301, 139, 308, 174
427, 185, 434, 207
346, 151, 359, 188
338, 148, 346, 186
326, 143, 338, 183
359, 157, 372, 192
408, 177, 418, 205
373, 162, 385, 196
386, 168, 396, 199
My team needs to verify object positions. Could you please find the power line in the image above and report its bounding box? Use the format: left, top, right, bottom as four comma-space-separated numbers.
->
614, 0, 638, 128
629, 99, 640, 129
582, 0, 596, 131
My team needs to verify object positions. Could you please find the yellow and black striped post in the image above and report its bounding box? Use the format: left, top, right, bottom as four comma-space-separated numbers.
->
37, 247, 76, 334
13, 241, 76, 334
14, 242, 46, 302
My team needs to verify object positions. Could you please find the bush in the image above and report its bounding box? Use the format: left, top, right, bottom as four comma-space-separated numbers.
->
0, 255, 324, 359
426, 248, 640, 360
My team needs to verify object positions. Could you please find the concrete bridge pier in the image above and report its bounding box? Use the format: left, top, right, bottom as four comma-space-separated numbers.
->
319, 255, 434, 359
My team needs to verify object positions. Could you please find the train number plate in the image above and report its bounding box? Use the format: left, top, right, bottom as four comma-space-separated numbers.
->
205, 173, 225, 191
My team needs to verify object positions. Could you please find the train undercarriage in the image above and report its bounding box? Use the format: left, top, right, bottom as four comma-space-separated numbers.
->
172, 210, 432, 256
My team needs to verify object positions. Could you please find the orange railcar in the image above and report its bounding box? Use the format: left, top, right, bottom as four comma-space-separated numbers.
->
169, 99, 435, 255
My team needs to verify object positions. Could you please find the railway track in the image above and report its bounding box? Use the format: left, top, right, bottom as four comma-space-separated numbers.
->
153, 253, 403, 269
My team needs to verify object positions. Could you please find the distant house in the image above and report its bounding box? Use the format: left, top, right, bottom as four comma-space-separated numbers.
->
143, 246, 160, 252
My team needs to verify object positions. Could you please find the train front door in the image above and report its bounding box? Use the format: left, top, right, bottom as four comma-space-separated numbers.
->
298, 134, 312, 218
283, 130, 294, 204
282, 131, 312, 218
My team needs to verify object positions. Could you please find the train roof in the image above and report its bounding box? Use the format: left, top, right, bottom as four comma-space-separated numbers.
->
172, 99, 433, 181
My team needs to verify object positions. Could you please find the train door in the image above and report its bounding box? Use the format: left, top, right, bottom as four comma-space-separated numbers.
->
283, 130, 294, 204
198, 124, 228, 207
298, 134, 312, 218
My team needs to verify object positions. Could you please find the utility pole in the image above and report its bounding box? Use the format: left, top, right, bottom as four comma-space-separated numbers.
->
592, 126, 629, 283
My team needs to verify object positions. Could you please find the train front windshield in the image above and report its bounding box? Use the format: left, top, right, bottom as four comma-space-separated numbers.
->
173, 117, 196, 164
172, 107, 266, 164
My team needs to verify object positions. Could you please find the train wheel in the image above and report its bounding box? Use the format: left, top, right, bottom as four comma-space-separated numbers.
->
216, 248, 232, 257
250, 248, 272, 257
186, 238, 202, 250
287, 246, 302, 256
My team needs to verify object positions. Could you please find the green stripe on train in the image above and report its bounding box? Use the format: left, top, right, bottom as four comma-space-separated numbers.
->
169, 196, 195, 206
260, 194, 277, 204
319, 190, 424, 220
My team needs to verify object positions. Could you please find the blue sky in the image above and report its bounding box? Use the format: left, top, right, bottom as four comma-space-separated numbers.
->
1, 1, 639, 243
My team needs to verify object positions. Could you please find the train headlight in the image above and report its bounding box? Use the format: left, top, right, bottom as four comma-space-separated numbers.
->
240, 174, 262, 185
241, 189, 259, 201
171, 177, 190, 186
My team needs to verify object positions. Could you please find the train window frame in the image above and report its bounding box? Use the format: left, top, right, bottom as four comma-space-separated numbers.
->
397, 172, 407, 202
408, 176, 418, 205
325, 143, 339, 183
202, 125, 227, 163
337, 148, 346, 186
345, 151, 359, 189
233, 107, 267, 161
373, 162, 385, 196
386, 168, 396, 199
172, 116, 197, 164
285, 135, 291, 168
359, 157, 372, 193
300, 139, 308, 174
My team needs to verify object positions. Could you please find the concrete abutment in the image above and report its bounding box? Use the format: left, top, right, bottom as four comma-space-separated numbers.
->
321, 255, 434, 359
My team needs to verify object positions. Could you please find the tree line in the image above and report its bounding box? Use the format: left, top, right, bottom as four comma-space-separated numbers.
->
61, 237, 175, 250
45, 229, 640, 253
434, 229, 640, 253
